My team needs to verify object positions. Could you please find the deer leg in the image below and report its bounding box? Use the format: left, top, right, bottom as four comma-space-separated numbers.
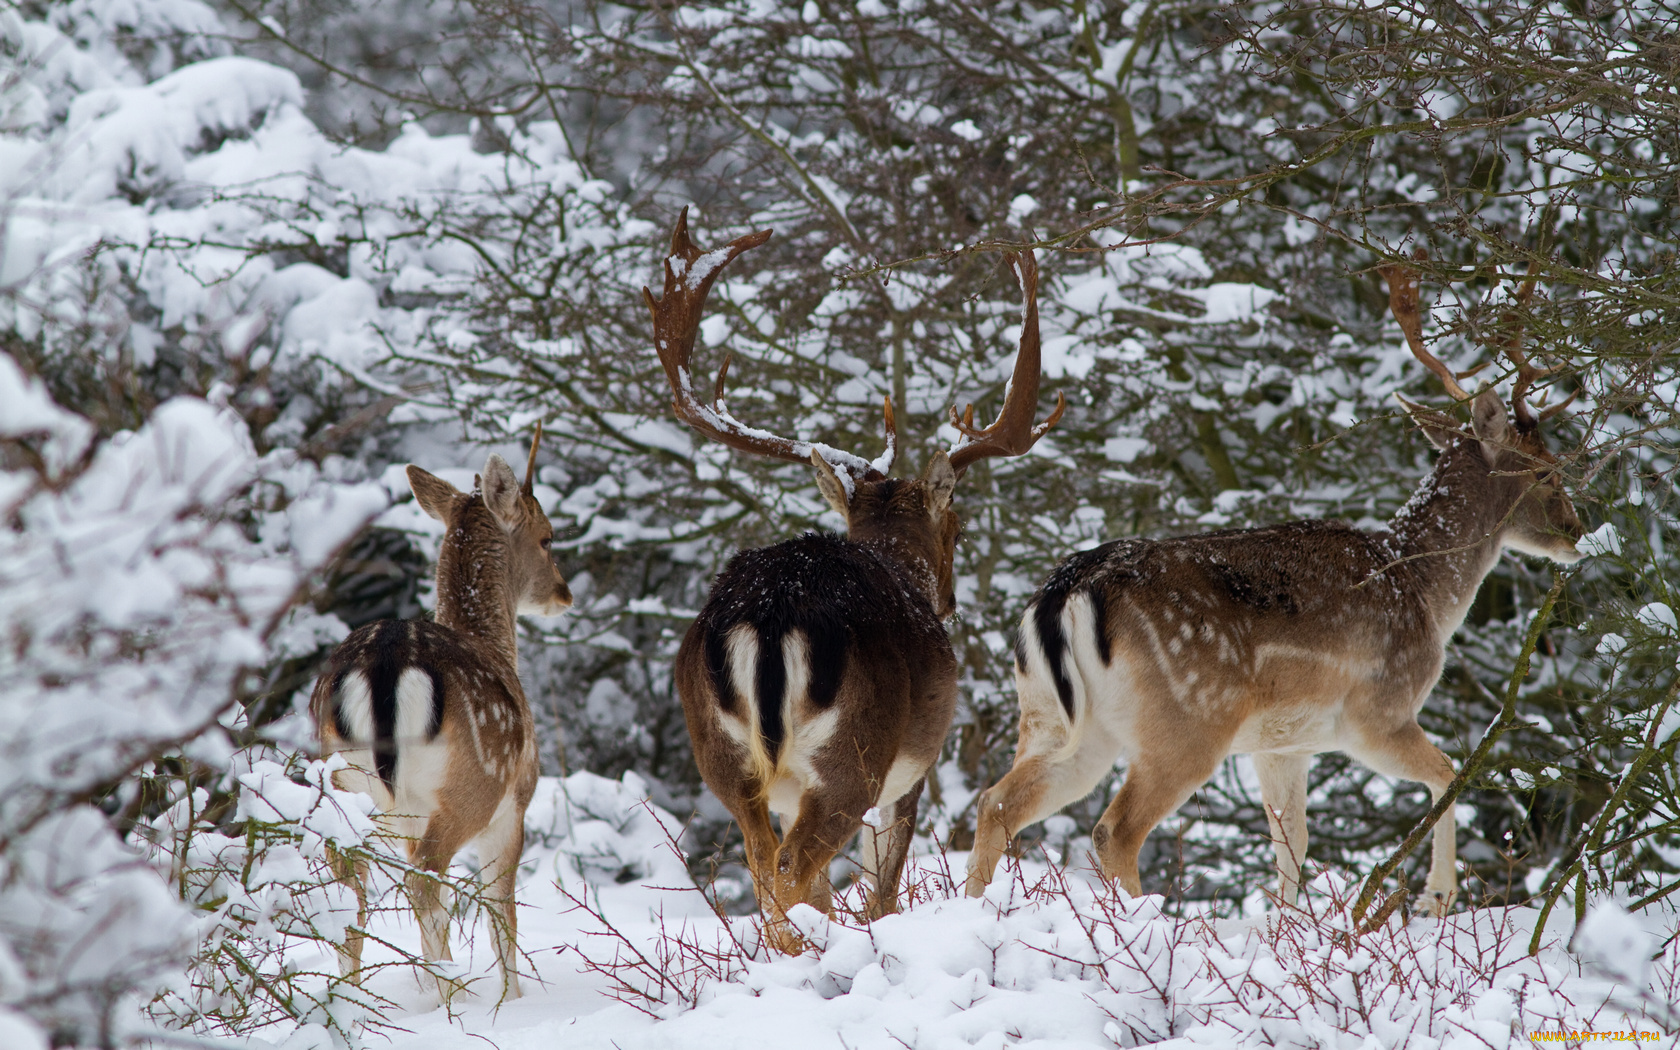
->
731, 796, 793, 943
1252, 753, 1312, 908
861, 777, 924, 920
1349, 723, 1458, 916
327, 845, 369, 983
767, 795, 866, 953
1091, 743, 1226, 897
409, 815, 478, 1003
473, 802, 526, 1002
966, 735, 1118, 896
404, 862, 456, 1002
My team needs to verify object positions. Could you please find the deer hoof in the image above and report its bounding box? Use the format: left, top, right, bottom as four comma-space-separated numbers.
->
762, 919, 807, 956
1419, 888, 1455, 919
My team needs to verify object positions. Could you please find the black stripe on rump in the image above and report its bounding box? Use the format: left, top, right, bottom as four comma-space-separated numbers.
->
1032, 597, 1076, 719
1027, 542, 1124, 720
366, 621, 405, 792
806, 626, 847, 709
704, 627, 736, 714
1089, 584, 1112, 665
424, 665, 447, 739
755, 626, 788, 767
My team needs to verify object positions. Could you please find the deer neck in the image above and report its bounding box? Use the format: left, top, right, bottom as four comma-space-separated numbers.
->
851, 530, 942, 609
1388, 443, 1516, 638
433, 498, 519, 668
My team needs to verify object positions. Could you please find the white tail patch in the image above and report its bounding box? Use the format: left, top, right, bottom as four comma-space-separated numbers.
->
394, 667, 436, 745
1014, 598, 1096, 764
722, 625, 777, 794
765, 629, 843, 818
335, 670, 375, 743
1058, 593, 1100, 726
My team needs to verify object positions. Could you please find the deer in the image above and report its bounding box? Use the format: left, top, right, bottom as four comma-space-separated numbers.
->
645, 209, 1063, 950
310, 425, 571, 1001
964, 253, 1583, 917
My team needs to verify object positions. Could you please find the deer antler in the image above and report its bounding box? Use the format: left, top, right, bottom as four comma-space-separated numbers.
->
522, 420, 543, 497
1386, 251, 1576, 427
947, 250, 1067, 477
643, 208, 893, 481
1381, 250, 1472, 403
1493, 265, 1576, 427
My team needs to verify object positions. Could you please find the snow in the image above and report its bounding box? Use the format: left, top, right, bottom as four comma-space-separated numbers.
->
226, 775, 1679, 1050
0, 351, 92, 476
1191, 282, 1278, 324
1104, 436, 1152, 463
1573, 903, 1655, 988
1580, 522, 1623, 558
1635, 602, 1676, 636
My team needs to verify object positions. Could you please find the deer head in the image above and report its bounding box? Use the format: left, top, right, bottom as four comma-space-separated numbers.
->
407, 422, 573, 619
1381, 254, 1584, 564
644, 209, 1064, 617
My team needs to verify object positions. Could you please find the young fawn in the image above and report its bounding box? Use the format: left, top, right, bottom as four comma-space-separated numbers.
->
312, 429, 570, 1000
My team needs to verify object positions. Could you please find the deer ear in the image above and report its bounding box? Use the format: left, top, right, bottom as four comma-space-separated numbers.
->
1394, 394, 1460, 451
923, 450, 955, 514
810, 450, 851, 519
481, 454, 523, 528
1469, 387, 1510, 457
407, 465, 463, 521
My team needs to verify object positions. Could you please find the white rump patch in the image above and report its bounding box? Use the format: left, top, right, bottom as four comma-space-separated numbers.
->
335, 670, 375, 743
394, 667, 436, 746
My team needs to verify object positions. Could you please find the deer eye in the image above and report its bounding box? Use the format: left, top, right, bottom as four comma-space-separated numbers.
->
540, 537, 552, 550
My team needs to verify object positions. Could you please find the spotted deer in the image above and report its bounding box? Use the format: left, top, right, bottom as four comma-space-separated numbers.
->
965, 255, 1583, 915
311, 427, 571, 1000
646, 210, 1062, 949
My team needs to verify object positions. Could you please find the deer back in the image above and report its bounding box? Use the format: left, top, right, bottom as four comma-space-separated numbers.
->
1020, 521, 1445, 734
312, 447, 566, 830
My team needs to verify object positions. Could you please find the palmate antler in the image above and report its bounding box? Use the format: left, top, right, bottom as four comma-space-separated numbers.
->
646, 210, 1064, 482
1380, 250, 1472, 403
642, 208, 894, 482
1380, 249, 1573, 425
1495, 265, 1577, 426
947, 250, 1067, 476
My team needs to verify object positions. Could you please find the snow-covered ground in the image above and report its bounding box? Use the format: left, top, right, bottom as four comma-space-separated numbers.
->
262, 773, 1679, 1050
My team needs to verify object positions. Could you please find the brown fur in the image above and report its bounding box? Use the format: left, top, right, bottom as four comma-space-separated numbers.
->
311, 451, 569, 1001
966, 389, 1583, 915
677, 455, 961, 951
643, 216, 1060, 950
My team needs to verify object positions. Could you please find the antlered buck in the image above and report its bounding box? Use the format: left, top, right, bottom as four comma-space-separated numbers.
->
966, 255, 1583, 915
311, 429, 571, 1000
646, 210, 1062, 949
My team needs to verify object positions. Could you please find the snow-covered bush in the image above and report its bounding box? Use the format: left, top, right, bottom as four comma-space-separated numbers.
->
0, 353, 383, 1044
143, 753, 379, 1038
